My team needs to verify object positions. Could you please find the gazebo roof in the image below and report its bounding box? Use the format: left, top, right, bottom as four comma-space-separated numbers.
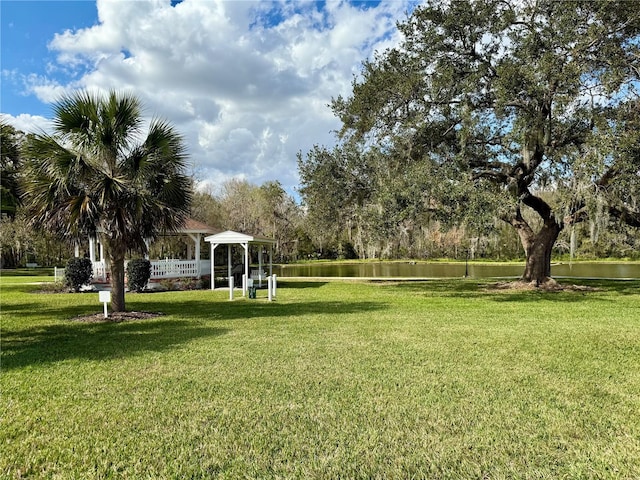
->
181, 218, 222, 235
204, 230, 275, 245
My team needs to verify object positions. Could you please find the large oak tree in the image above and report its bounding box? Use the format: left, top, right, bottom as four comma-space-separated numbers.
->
318, 0, 639, 284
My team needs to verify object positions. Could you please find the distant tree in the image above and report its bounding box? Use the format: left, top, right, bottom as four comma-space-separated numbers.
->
1, 121, 24, 219
23, 90, 192, 311
219, 178, 261, 234
324, 0, 640, 284
191, 190, 225, 230
257, 181, 301, 262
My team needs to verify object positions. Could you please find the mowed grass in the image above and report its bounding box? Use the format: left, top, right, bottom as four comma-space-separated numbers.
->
1, 277, 639, 479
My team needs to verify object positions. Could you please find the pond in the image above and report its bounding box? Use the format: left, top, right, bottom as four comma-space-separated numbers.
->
275, 262, 640, 279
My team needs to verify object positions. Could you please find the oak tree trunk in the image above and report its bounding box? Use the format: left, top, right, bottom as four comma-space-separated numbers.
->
519, 223, 561, 285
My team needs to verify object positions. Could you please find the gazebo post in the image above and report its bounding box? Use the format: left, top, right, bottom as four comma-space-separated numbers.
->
227, 244, 232, 291
195, 234, 201, 277
187, 233, 202, 277
269, 244, 273, 278
242, 243, 249, 296
89, 238, 96, 262
210, 243, 219, 290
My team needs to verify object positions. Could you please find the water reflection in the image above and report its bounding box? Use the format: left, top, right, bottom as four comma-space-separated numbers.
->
276, 262, 640, 279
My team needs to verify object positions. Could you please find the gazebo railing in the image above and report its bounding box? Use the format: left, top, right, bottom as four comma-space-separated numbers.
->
57, 260, 212, 283
150, 259, 207, 279
93, 261, 108, 282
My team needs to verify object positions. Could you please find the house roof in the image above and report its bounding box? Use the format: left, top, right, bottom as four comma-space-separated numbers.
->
204, 230, 275, 245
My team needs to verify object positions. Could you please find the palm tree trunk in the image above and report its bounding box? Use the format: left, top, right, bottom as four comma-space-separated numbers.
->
108, 244, 127, 312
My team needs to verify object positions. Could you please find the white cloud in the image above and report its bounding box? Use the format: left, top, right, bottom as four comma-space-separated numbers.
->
19, 0, 413, 197
2, 113, 52, 134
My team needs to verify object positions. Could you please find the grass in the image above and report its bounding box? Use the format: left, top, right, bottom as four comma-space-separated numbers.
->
1, 276, 640, 479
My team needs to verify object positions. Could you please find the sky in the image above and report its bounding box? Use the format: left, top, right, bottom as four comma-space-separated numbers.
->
1, 0, 417, 198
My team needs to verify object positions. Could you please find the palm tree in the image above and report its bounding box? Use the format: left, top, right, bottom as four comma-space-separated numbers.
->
23, 90, 192, 312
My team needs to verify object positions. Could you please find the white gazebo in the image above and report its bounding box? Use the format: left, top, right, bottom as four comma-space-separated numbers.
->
204, 230, 275, 295
78, 218, 220, 282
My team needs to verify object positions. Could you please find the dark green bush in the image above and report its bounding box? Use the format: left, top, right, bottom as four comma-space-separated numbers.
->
127, 258, 151, 292
64, 257, 93, 292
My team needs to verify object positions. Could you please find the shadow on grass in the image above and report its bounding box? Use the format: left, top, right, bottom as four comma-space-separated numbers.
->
386, 278, 640, 302
275, 281, 328, 289
2, 298, 387, 370
387, 280, 486, 297
127, 298, 386, 322
1, 320, 229, 371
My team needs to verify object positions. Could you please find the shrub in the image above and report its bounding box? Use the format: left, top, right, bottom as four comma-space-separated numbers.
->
64, 257, 93, 292
127, 258, 151, 292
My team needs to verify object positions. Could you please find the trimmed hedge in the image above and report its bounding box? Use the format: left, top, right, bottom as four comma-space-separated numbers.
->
64, 258, 93, 292
127, 258, 151, 292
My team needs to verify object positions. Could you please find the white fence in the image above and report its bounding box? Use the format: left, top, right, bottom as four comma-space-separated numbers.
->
150, 259, 210, 279
56, 260, 211, 283
93, 261, 108, 282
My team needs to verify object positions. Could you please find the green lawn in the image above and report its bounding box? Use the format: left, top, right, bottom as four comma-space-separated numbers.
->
1, 276, 639, 479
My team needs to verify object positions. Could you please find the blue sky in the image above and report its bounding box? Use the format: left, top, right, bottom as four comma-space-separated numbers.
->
1, 0, 414, 195
2, 1, 99, 116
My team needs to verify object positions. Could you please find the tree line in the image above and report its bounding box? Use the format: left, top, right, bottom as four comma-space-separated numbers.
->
2, 0, 639, 292
2, 112, 637, 271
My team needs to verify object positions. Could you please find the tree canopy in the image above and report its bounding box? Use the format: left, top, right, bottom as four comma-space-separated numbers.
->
300, 0, 640, 283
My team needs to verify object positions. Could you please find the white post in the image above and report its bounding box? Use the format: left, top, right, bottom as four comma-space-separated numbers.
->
210, 243, 217, 290
242, 243, 250, 288
89, 238, 96, 262
195, 233, 201, 277
229, 277, 234, 301
74, 243, 80, 258
267, 276, 273, 302
242, 274, 247, 297
258, 248, 263, 287
272, 274, 277, 298
227, 244, 232, 289
99, 291, 111, 318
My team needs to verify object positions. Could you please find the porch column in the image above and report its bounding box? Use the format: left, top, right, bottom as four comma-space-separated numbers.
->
144, 239, 150, 260
99, 242, 105, 262
269, 244, 273, 278
89, 238, 96, 262
258, 248, 263, 285
75, 243, 80, 258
